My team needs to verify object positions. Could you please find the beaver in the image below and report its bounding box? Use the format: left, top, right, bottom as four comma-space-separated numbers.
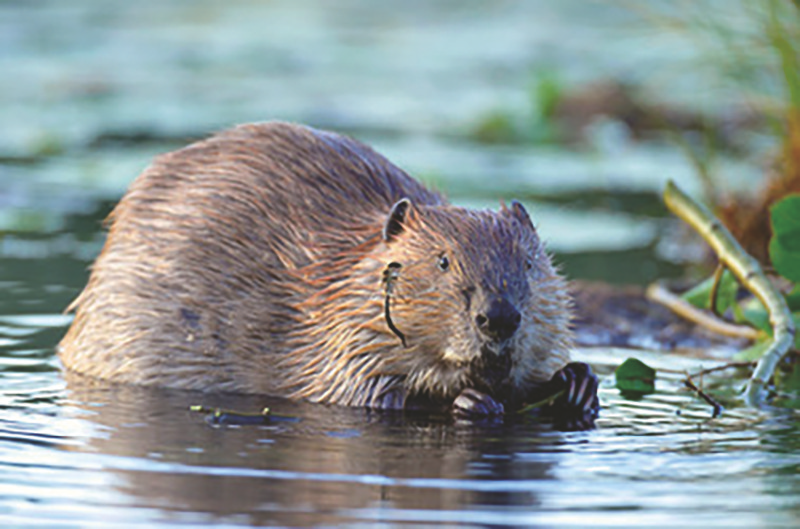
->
59, 122, 599, 422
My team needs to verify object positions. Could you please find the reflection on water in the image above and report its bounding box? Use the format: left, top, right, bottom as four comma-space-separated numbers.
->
1, 360, 798, 526
62, 379, 562, 526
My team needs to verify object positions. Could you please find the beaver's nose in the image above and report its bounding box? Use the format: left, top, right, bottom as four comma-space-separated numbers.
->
475, 297, 521, 341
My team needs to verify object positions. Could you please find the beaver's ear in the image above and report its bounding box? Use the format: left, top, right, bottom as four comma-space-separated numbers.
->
505, 200, 534, 230
383, 198, 412, 242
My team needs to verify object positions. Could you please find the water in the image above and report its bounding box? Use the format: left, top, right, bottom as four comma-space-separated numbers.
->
2, 0, 799, 526
3, 353, 800, 526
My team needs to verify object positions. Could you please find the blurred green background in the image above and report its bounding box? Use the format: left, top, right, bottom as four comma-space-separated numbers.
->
0, 0, 789, 296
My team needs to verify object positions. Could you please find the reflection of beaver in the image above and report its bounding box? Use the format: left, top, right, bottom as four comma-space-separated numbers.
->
59, 122, 598, 421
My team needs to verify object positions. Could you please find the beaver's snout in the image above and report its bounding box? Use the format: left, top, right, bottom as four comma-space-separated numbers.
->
470, 296, 521, 390
475, 297, 522, 342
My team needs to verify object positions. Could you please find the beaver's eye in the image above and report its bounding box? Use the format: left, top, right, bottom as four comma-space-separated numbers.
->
438, 254, 450, 272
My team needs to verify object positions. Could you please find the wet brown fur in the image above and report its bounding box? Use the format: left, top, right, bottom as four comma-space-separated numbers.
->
59, 122, 572, 409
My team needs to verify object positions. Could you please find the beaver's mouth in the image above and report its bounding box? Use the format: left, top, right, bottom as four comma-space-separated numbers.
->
469, 343, 513, 393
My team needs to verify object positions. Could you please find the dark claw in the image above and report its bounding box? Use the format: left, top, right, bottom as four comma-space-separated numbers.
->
452, 388, 505, 417
545, 362, 600, 430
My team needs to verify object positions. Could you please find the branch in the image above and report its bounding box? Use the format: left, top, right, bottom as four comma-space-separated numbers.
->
663, 181, 796, 406
683, 373, 723, 418
689, 361, 755, 378
646, 281, 761, 340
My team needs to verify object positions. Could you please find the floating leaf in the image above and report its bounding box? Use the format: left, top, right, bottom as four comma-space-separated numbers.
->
615, 358, 656, 396
769, 195, 800, 282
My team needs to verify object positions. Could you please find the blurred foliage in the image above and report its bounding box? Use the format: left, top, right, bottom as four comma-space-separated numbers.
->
637, 0, 800, 120
30, 132, 67, 158
639, 0, 800, 194
468, 69, 564, 145
637, 0, 800, 301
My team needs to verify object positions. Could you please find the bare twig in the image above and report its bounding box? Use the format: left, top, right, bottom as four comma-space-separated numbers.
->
658, 361, 755, 377
689, 361, 756, 378
709, 264, 726, 317
663, 181, 796, 406
683, 373, 723, 418
646, 281, 761, 340
515, 389, 565, 415
189, 405, 272, 425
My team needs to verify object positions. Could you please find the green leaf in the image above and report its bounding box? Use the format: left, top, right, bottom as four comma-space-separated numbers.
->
769, 194, 800, 282
785, 284, 800, 311
733, 339, 772, 361
774, 229, 800, 252
681, 270, 739, 313
737, 301, 800, 349
769, 237, 800, 282
795, 312, 800, 349
615, 358, 656, 396
739, 297, 771, 334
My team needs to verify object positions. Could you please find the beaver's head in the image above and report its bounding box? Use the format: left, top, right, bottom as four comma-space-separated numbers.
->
377, 198, 573, 403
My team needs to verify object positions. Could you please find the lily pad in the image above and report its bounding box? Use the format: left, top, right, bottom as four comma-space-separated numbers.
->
615, 357, 656, 396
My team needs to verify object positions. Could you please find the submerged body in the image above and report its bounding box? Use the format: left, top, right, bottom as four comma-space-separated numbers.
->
60, 122, 596, 417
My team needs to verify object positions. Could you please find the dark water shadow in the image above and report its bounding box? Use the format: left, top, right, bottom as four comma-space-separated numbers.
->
60, 373, 582, 526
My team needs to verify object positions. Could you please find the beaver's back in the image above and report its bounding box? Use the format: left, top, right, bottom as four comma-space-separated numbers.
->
123, 123, 445, 269
59, 122, 445, 390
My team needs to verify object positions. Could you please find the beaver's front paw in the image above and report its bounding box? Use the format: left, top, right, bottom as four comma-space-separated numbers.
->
451, 388, 505, 417
552, 362, 600, 414
545, 362, 600, 430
